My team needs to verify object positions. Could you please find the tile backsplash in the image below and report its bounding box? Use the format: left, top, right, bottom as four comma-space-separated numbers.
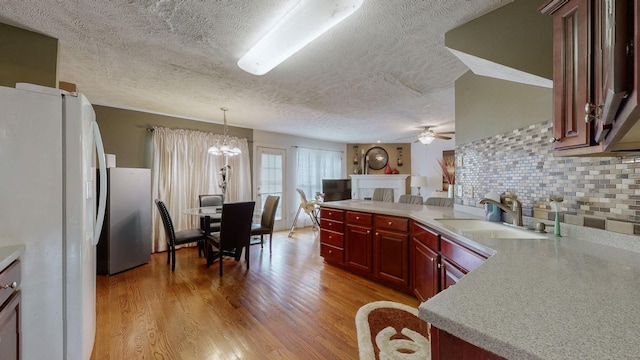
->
456, 120, 640, 235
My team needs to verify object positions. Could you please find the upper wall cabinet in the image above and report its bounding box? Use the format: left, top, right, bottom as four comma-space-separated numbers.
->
541, 0, 640, 155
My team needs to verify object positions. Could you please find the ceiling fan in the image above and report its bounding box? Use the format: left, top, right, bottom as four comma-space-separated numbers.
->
414, 126, 455, 144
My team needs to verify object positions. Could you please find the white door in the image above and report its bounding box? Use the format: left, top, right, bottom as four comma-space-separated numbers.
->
255, 147, 285, 230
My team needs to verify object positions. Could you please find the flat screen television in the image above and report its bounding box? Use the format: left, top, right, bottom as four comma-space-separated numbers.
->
322, 179, 352, 201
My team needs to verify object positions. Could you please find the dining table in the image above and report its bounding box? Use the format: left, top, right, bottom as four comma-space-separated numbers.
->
182, 205, 222, 260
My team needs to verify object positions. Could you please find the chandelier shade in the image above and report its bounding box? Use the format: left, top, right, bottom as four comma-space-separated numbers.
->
417, 133, 435, 144
208, 107, 242, 156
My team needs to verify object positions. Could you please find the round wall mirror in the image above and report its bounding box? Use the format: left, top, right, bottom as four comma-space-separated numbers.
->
366, 146, 388, 170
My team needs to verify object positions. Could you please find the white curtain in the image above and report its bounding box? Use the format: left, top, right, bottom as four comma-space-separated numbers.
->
295, 147, 342, 227
151, 127, 251, 253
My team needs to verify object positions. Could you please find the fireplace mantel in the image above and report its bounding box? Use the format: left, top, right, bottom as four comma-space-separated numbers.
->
349, 174, 409, 202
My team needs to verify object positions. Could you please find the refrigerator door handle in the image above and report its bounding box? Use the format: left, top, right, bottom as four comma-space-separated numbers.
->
93, 121, 107, 245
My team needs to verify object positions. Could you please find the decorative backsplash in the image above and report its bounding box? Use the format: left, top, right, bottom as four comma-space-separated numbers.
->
455, 120, 640, 235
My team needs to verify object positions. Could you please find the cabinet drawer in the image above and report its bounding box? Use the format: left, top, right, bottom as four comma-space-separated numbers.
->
320, 218, 344, 233
440, 237, 486, 273
320, 207, 344, 221
411, 221, 439, 251
320, 244, 344, 264
346, 211, 372, 226
375, 215, 409, 233
0, 261, 20, 308
320, 229, 344, 247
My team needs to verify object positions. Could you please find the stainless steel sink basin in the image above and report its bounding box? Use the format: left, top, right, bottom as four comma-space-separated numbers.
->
435, 219, 547, 239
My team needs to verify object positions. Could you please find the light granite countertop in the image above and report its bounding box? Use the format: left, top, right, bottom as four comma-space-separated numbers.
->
321, 200, 640, 360
0, 244, 25, 271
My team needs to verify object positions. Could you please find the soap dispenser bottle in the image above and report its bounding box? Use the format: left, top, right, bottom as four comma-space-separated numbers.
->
485, 190, 501, 222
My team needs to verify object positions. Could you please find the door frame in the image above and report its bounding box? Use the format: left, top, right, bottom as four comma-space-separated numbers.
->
254, 145, 287, 231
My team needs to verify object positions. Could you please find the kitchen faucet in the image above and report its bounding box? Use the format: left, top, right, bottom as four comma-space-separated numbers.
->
479, 195, 523, 227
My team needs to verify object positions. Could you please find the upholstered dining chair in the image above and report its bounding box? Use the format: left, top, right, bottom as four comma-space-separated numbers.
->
198, 194, 224, 232
206, 201, 256, 276
155, 199, 206, 271
250, 195, 280, 253
425, 197, 454, 207
372, 188, 394, 202
399, 194, 424, 205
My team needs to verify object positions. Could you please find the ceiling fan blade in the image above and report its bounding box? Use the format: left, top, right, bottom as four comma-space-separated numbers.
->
437, 131, 456, 135
433, 134, 452, 140
396, 135, 417, 140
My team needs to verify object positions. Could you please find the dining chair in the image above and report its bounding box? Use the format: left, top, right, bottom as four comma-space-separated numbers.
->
399, 194, 424, 205
155, 199, 206, 271
372, 188, 394, 202
198, 194, 224, 256
199, 194, 224, 231
425, 197, 454, 207
288, 188, 320, 237
206, 201, 256, 276
250, 195, 280, 253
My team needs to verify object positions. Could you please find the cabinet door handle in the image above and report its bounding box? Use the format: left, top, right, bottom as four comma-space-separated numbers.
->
388, 221, 393, 226
584, 114, 596, 123
1, 281, 17, 290
356, 216, 360, 220
328, 250, 333, 254
584, 102, 602, 123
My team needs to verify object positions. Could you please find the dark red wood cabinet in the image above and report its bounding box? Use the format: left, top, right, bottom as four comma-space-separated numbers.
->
431, 327, 506, 360
319, 208, 345, 265
0, 292, 20, 360
374, 215, 410, 289
0, 260, 21, 360
345, 221, 373, 274
410, 222, 440, 302
541, 0, 640, 155
319, 208, 501, 359
439, 258, 466, 290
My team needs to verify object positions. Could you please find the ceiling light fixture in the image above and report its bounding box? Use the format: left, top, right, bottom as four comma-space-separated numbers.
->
208, 107, 241, 156
418, 132, 435, 145
237, 0, 364, 75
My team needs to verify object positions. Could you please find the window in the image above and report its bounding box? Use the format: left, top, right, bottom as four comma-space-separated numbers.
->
295, 147, 342, 200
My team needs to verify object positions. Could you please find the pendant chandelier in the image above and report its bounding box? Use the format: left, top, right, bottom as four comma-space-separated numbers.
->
208, 107, 241, 156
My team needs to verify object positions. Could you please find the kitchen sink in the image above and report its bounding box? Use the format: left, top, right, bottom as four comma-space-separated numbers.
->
435, 219, 547, 239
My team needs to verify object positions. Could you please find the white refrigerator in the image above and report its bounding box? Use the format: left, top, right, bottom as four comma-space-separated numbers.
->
0, 83, 107, 360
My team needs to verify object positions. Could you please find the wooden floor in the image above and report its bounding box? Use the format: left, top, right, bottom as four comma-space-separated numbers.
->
91, 227, 419, 360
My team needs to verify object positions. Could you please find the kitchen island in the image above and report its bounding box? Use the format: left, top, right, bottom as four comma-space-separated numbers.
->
320, 200, 640, 359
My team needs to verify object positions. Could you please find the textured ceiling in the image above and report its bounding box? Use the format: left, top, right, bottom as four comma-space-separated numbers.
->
0, 0, 513, 143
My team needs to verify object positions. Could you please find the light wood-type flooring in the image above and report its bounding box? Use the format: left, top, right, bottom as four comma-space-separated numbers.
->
91, 227, 419, 359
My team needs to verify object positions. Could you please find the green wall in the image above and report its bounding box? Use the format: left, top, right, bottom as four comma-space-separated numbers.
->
0, 22, 58, 87
445, 0, 552, 80
94, 105, 254, 169
455, 71, 552, 145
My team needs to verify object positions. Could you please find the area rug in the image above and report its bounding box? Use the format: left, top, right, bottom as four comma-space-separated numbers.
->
355, 301, 431, 359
